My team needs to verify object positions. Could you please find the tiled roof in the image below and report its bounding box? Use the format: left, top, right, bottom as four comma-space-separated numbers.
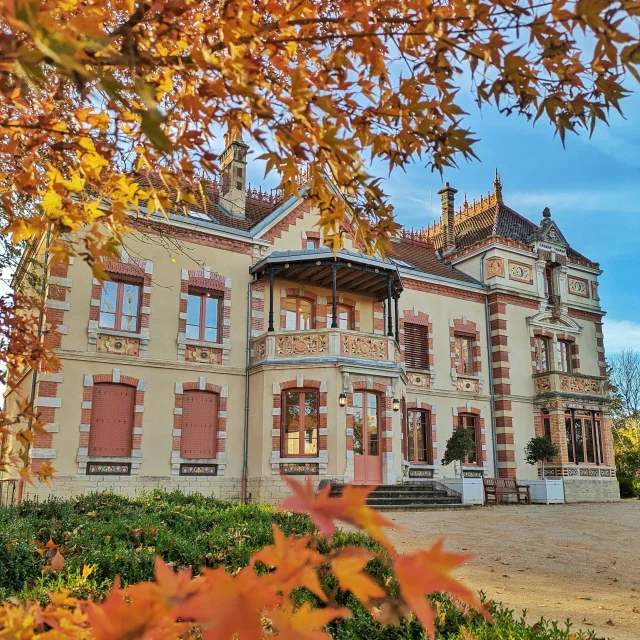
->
135, 173, 283, 232
389, 238, 480, 284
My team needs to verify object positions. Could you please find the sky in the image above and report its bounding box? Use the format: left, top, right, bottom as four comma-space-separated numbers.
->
242, 86, 640, 355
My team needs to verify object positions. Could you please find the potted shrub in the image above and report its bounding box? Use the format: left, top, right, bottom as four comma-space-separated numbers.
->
441, 427, 482, 503
524, 436, 561, 504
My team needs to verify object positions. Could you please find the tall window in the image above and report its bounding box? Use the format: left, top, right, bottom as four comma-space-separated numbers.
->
407, 410, 432, 464
186, 290, 221, 342
565, 409, 602, 465
99, 277, 141, 332
542, 410, 552, 440
556, 340, 572, 373
404, 322, 429, 369
458, 413, 481, 465
327, 303, 354, 330
89, 383, 135, 457
282, 390, 318, 456
534, 336, 550, 373
454, 335, 473, 375
181, 390, 218, 458
545, 266, 555, 299
285, 297, 314, 331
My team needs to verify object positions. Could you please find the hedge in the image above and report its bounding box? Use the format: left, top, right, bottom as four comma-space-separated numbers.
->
0, 491, 599, 639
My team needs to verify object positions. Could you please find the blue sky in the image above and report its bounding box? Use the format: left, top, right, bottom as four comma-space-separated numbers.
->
243, 86, 640, 354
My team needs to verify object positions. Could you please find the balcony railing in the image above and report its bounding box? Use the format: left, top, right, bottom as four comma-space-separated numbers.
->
251, 329, 401, 366
533, 371, 605, 398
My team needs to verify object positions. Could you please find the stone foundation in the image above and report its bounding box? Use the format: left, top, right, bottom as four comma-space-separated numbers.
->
245, 475, 345, 505
563, 477, 620, 502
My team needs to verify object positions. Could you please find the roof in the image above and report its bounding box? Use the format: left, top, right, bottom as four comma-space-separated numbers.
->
389, 238, 480, 284
136, 173, 284, 232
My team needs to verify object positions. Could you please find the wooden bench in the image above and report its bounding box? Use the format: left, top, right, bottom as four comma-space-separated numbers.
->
483, 477, 530, 505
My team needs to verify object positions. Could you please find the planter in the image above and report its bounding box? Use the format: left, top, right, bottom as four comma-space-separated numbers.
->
523, 479, 565, 504
442, 477, 484, 505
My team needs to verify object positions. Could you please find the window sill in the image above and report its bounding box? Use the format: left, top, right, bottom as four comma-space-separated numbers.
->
92, 327, 148, 340
183, 339, 225, 349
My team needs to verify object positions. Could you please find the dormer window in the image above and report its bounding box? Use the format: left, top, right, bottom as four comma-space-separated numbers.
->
544, 266, 555, 300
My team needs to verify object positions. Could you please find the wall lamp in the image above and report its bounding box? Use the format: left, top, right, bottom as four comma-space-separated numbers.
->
338, 393, 347, 407
392, 398, 400, 412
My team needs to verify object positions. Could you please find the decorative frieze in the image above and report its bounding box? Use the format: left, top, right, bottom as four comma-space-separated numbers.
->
508, 260, 533, 284
534, 373, 604, 397
86, 462, 131, 475
342, 334, 387, 360
276, 332, 328, 357
568, 275, 589, 298
179, 463, 218, 476
97, 335, 140, 356
184, 345, 223, 365
408, 467, 434, 478
456, 377, 479, 393
485, 256, 505, 279
280, 462, 319, 475
407, 372, 431, 388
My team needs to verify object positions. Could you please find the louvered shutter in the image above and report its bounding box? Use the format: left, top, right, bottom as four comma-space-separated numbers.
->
89, 383, 135, 456
404, 322, 429, 369
181, 391, 218, 459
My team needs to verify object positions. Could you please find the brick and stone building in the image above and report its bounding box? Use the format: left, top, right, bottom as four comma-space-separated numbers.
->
3, 138, 618, 503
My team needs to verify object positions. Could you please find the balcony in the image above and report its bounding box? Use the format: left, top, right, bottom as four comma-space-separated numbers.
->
251, 329, 401, 367
533, 371, 605, 399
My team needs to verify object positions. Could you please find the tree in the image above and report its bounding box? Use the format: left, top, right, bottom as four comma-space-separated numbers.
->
0, 1, 639, 479
614, 419, 640, 478
524, 436, 559, 479
608, 349, 640, 424
441, 427, 476, 476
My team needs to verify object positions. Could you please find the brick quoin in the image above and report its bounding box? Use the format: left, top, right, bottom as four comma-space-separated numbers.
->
261, 201, 310, 243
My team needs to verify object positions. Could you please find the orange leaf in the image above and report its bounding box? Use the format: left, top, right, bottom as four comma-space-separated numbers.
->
393, 540, 492, 638
45, 538, 57, 550
49, 550, 66, 572
331, 547, 385, 604
280, 476, 341, 537
268, 602, 351, 640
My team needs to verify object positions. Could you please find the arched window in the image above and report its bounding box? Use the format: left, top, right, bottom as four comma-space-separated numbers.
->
285, 297, 315, 331
282, 389, 319, 456
181, 390, 219, 459
89, 383, 135, 456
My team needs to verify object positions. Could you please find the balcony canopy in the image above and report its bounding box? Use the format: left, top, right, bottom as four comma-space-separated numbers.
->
250, 248, 403, 300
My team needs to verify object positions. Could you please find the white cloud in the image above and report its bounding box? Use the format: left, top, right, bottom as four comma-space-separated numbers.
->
604, 319, 640, 354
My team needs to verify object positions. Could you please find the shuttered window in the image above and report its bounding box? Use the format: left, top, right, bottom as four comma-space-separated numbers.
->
404, 322, 429, 369
181, 390, 218, 459
89, 383, 135, 457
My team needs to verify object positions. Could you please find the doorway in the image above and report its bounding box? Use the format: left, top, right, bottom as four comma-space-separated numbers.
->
353, 392, 382, 485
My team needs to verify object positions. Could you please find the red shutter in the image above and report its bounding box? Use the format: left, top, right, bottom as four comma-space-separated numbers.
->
89, 383, 135, 456
404, 322, 429, 369
181, 391, 218, 459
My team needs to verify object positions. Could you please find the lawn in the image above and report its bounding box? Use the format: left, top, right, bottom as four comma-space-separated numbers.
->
0, 491, 602, 639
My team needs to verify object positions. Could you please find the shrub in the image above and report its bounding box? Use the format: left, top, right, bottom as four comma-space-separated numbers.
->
618, 476, 640, 499
441, 427, 476, 474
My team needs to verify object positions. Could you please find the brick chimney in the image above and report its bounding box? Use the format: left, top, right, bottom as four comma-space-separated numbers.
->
220, 127, 249, 217
438, 182, 457, 255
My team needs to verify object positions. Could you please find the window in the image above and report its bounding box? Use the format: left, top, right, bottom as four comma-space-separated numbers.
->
327, 303, 354, 329
305, 238, 320, 250
181, 390, 218, 458
99, 278, 141, 332
186, 290, 221, 342
283, 390, 318, 456
545, 266, 555, 299
407, 410, 432, 464
556, 340, 572, 373
542, 410, 552, 440
404, 322, 429, 369
89, 383, 135, 457
352, 392, 379, 456
534, 336, 550, 373
285, 297, 314, 331
565, 409, 603, 464
454, 335, 473, 375
458, 413, 481, 465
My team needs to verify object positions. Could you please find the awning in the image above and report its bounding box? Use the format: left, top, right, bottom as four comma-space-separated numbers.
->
249, 248, 403, 300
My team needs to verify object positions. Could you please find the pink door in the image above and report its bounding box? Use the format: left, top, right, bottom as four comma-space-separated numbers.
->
353, 392, 382, 485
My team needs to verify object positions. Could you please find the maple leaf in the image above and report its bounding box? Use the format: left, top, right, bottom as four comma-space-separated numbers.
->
176, 566, 280, 639
280, 476, 341, 537
267, 602, 351, 640
253, 525, 327, 601
393, 539, 492, 639
330, 547, 385, 604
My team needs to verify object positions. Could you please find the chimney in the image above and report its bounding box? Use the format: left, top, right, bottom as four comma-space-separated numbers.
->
220, 126, 249, 217
438, 182, 457, 254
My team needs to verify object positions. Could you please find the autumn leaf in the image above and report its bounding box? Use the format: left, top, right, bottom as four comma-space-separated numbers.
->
393, 539, 492, 638
280, 476, 341, 537
267, 602, 351, 640
48, 550, 66, 572
331, 547, 386, 604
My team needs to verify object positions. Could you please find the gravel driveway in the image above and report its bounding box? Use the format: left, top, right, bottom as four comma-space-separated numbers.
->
382, 501, 640, 640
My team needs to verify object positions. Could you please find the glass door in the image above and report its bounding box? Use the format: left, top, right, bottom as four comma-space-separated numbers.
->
353, 392, 382, 485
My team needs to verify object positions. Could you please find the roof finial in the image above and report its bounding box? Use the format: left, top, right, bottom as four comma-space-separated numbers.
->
542, 206, 551, 219
493, 168, 503, 204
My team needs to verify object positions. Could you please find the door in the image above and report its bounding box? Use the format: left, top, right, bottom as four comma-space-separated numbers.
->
353, 392, 382, 485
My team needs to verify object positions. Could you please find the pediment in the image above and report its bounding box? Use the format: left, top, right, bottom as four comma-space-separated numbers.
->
527, 309, 582, 334
530, 219, 568, 249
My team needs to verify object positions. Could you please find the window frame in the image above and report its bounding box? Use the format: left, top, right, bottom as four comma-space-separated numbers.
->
327, 302, 355, 330
542, 409, 552, 440
284, 296, 316, 331
534, 336, 551, 373
454, 334, 474, 376
281, 388, 320, 458
404, 322, 429, 370
565, 408, 602, 465
186, 288, 223, 343
458, 413, 482, 466
556, 339, 572, 373
98, 275, 142, 334
304, 238, 320, 250
406, 409, 433, 464
352, 391, 381, 457
544, 265, 555, 299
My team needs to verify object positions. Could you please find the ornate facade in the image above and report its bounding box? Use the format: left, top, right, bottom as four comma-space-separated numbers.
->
3, 148, 618, 503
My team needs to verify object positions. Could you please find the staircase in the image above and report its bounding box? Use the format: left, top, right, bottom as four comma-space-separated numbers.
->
328, 481, 469, 511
